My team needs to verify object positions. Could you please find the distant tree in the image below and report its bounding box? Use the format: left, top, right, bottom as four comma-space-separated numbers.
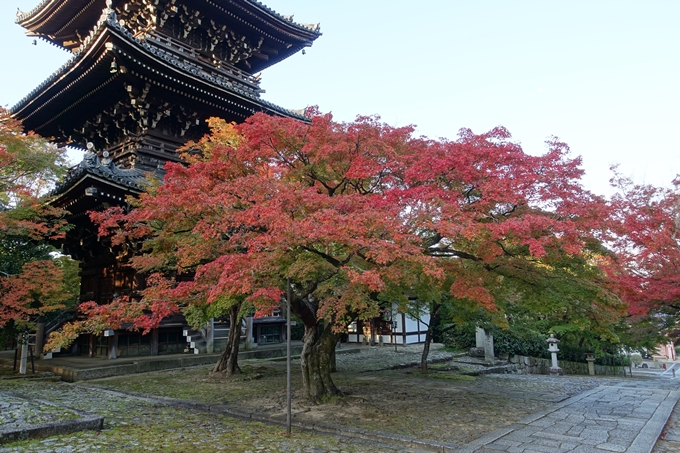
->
605, 172, 680, 345
402, 130, 623, 369
0, 107, 77, 334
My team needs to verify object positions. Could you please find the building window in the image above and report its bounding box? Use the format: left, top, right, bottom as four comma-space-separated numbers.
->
95, 336, 108, 357
118, 333, 151, 357
158, 330, 183, 354
259, 326, 280, 344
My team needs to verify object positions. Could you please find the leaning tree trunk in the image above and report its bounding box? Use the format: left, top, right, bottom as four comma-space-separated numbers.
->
300, 323, 341, 403
420, 302, 441, 373
420, 324, 433, 373
212, 304, 242, 376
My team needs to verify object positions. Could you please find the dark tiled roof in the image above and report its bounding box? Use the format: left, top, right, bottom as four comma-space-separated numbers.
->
12, 5, 309, 122
15, 0, 52, 23
16, 0, 321, 35
245, 0, 321, 33
51, 151, 148, 196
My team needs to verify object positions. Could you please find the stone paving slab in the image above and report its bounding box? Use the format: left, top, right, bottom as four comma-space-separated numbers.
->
455, 381, 680, 453
0, 391, 103, 444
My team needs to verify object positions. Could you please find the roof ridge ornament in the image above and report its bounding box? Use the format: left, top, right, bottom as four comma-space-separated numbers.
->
101, 150, 112, 166
102, 0, 117, 24
302, 23, 321, 33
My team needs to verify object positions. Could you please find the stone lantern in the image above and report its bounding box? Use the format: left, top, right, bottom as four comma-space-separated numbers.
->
547, 334, 563, 375
585, 353, 596, 376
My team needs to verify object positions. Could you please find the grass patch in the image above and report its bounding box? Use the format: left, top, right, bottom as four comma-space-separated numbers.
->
5, 406, 357, 452
422, 372, 476, 382
94, 362, 292, 405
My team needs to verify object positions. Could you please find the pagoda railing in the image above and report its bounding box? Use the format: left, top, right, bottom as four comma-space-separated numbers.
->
145, 33, 263, 91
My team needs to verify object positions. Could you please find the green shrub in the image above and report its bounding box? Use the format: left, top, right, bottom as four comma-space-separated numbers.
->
491, 330, 550, 359
438, 325, 475, 351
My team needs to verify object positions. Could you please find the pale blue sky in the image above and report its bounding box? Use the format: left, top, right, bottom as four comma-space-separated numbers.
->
1, 1, 678, 195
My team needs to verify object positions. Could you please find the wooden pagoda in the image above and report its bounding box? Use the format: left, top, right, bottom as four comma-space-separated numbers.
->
11, 0, 320, 358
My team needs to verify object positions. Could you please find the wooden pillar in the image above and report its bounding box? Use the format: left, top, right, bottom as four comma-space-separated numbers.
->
35, 323, 45, 358
150, 329, 159, 355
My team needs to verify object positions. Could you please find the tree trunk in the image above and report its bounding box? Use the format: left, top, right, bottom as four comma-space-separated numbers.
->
420, 324, 433, 373
300, 323, 341, 403
420, 302, 440, 373
212, 304, 242, 376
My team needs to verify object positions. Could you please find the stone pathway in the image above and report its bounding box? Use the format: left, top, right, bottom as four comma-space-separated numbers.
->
457, 379, 680, 453
1, 345, 679, 452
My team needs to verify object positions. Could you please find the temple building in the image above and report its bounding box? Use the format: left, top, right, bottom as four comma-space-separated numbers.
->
11, 0, 320, 358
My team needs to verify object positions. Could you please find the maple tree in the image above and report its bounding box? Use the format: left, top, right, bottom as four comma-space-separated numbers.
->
400, 128, 627, 369
50, 110, 630, 401
0, 107, 76, 337
51, 112, 442, 399
604, 172, 680, 344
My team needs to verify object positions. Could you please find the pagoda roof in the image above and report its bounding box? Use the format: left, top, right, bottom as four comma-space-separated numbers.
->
48, 150, 148, 224
53, 150, 148, 196
16, 0, 320, 72
11, 6, 308, 143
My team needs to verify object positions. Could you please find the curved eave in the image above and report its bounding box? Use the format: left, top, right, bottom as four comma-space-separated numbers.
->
16, 0, 100, 50
18, 0, 320, 56
10, 16, 113, 128
11, 18, 309, 136
50, 170, 144, 215
16, 0, 64, 26
230, 0, 321, 41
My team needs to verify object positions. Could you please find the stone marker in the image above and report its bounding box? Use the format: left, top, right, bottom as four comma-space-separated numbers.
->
475, 327, 485, 348
483, 330, 495, 365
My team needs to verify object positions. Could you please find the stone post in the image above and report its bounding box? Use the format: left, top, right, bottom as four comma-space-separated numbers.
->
19, 334, 28, 375
107, 332, 118, 360
245, 316, 256, 350
547, 334, 563, 375
206, 318, 214, 353
484, 330, 495, 365
586, 353, 596, 376
476, 327, 485, 348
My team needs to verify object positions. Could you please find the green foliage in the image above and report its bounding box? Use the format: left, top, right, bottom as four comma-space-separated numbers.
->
630, 353, 643, 367
290, 315, 305, 341
0, 108, 67, 205
438, 324, 475, 351
0, 109, 76, 331
439, 319, 633, 365
52, 255, 80, 308
183, 295, 246, 331
0, 320, 18, 349
490, 329, 551, 359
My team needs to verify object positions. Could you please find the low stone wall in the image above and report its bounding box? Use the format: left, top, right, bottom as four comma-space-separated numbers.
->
509, 355, 625, 376
0, 345, 307, 382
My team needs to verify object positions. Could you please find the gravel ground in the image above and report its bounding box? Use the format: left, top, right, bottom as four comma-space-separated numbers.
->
1, 392, 80, 429
0, 379, 378, 453
0, 344, 677, 453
